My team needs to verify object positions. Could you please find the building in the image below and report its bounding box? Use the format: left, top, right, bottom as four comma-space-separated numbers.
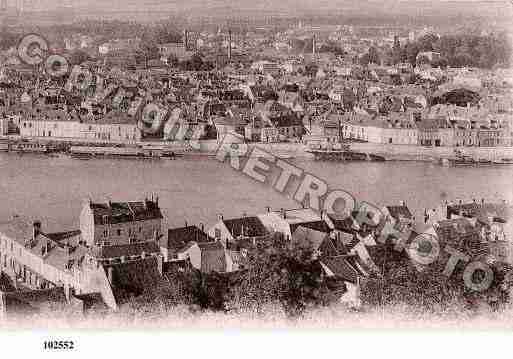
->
15, 108, 142, 142
0, 218, 117, 309
208, 215, 270, 247
80, 197, 163, 247
161, 225, 213, 262
258, 208, 331, 240
417, 117, 454, 147
176, 241, 227, 273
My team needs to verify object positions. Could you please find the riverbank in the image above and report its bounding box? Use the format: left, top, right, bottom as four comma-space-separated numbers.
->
3, 135, 513, 162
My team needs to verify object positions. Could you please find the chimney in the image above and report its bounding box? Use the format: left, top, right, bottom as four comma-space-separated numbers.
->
281, 208, 286, 219
481, 198, 485, 205
218, 214, 224, 221
228, 29, 232, 61
266, 206, 271, 213
42, 239, 50, 256
107, 266, 113, 284
33, 221, 42, 242
200, 223, 205, 232
185, 220, 188, 227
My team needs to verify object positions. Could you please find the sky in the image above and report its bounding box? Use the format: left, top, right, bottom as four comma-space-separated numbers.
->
4, 0, 512, 22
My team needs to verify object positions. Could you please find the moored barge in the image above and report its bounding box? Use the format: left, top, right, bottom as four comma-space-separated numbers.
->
307, 145, 386, 162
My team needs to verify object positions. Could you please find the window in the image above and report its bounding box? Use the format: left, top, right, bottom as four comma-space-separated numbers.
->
215, 228, 221, 239
117, 229, 122, 236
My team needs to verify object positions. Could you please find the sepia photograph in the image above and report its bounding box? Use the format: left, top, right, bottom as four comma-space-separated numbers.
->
0, 0, 512, 355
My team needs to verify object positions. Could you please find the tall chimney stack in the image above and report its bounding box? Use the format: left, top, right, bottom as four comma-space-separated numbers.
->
183, 29, 189, 51
228, 29, 232, 61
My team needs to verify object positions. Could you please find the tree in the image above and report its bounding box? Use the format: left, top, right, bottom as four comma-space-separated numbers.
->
405, 42, 420, 67
226, 236, 342, 317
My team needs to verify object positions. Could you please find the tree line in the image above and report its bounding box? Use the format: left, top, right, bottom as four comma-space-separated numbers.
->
390, 31, 512, 69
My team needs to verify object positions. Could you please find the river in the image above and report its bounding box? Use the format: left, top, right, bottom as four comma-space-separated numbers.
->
1, 152, 512, 232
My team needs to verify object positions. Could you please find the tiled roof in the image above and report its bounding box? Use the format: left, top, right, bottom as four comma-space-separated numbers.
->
386, 205, 413, 221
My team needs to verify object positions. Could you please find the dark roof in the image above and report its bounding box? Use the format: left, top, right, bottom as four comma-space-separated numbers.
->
44, 230, 81, 242
223, 217, 269, 238
321, 255, 365, 284
386, 205, 413, 221
290, 220, 331, 234
328, 214, 357, 233
93, 241, 160, 259
166, 226, 213, 250
89, 200, 163, 225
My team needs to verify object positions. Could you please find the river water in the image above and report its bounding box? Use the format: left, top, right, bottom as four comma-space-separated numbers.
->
1, 153, 512, 232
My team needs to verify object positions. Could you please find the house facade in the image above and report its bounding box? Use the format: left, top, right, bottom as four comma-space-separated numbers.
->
80, 198, 163, 247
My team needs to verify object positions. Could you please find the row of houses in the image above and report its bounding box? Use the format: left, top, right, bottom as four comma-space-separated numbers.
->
0, 195, 510, 316
1, 109, 143, 142
310, 111, 513, 147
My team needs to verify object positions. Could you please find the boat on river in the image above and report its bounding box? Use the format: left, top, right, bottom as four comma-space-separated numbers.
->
306, 144, 386, 162
69, 145, 163, 160
447, 150, 494, 167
